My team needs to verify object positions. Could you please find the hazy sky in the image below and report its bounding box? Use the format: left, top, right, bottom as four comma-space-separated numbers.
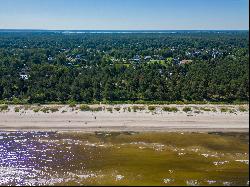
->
0, 0, 248, 30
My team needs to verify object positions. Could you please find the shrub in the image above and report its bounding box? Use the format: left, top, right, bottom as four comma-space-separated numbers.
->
41, 107, 50, 113
107, 107, 113, 113
69, 102, 76, 108
238, 106, 248, 112
0, 105, 8, 111
14, 107, 20, 112
229, 109, 237, 113
148, 106, 156, 111
183, 107, 192, 113
50, 108, 59, 113
175, 101, 185, 105
212, 108, 217, 112
162, 106, 179, 112
132, 106, 145, 112
200, 107, 211, 112
114, 107, 121, 111
12, 97, 21, 104
220, 108, 230, 113
33, 108, 40, 113
79, 105, 91, 111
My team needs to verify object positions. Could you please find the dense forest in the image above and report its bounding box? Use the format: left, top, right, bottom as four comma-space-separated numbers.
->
0, 30, 249, 104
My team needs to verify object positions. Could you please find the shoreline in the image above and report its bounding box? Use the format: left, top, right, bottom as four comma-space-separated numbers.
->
0, 128, 248, 133
0, 104, 249, 132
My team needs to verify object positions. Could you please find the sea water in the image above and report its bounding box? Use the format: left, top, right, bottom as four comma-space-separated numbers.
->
0, 131, 248, 186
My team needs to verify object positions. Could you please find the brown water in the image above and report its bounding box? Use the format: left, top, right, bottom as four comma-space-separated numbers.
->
0, 131, 248, 186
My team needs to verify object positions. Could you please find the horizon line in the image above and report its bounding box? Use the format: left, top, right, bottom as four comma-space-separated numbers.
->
0, 28, 248, 31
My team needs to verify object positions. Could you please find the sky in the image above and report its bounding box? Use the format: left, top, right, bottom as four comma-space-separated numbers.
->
0, 0, 248, 30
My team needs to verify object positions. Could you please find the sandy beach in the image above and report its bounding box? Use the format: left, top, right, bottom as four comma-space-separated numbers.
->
0, 104, 249, 132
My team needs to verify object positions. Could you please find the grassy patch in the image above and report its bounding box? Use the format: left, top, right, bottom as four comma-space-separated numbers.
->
0, 104, 8, 112
106, 107, 113, 113
33, 108, 40, 113
50, 107, 59, 113
220, 107, 230, 113
41, 107, 50, 113
238, 106, 248, 112
183, 107, 192, 113
211, 108, 217, 112
229, 109, 237, 113
114, 107, 121, 111
14, 107, 20, 112
162, 106, 179, 112
79, 105, 91, 111
69, 102, 76, 108
220, 107, 237, 113
132, 106, 145, 112
199, 107, 211, 112
148, 106, 156, 111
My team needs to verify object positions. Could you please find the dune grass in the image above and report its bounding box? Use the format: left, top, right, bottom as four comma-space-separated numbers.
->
0, 104, 8, 112
162, 106, 179, 112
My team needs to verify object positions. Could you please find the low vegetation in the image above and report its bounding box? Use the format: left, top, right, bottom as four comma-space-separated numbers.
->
69, 102, 76, 108
79, 105, 91, 111
132, 106, 145, 112
33, 108, 40, 113
14, 107, 20, 112
0, 104, 248, 115
31, 106, 60, 113
148, 106, 156, 111
183, 107, 192, 113
211, 108, 217, 112
0, 104, 8, 112
106, 107, 113, 113
220, 107, 230, 113
114, 107, 121, 111
50, 107, 59, 113
238, 106, 248, 112
200, 107, 211, 112
162, 106, 179, 112
40, 107, 50, 113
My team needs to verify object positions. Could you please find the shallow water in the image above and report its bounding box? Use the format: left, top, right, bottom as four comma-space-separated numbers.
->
0, 131, 248, 186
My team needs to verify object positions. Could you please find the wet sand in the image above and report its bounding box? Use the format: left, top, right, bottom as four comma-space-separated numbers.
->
0, 104, 248, 132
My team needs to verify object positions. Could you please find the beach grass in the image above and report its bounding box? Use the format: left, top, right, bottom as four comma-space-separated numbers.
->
183, 107, 192, 113
0, 104, 8, 111
79, 105, 91, 111
148, 106, 156, 111
162, 106, 179, 112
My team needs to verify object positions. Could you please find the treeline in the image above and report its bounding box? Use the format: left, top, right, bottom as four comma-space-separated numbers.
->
0, 31, 249, 104
0, 57, 248, 103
